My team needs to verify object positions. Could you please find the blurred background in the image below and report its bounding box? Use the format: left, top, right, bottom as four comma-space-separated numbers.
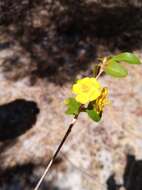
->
0, 0, 142, 189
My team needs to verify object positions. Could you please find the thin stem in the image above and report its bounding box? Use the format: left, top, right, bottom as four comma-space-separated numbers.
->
96, 56, 108, 79
96, 69, 103, 79
34, 60, 104, 190
34, 114, 79, 190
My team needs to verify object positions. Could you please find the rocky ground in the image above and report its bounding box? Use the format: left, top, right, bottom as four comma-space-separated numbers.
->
0, 1, 142, 190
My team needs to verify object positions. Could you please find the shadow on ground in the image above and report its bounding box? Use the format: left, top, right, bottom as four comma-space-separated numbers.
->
107, 154, 142, 190
0, 99, 39, 141
0, 1, 142, 84
0, 163, 60, 190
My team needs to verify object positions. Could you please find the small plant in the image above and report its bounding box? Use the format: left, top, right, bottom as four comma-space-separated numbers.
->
34, 52, 141, 190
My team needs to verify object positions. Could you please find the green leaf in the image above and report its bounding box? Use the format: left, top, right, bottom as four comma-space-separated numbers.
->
112, 52, 141, 64
104, 60, 128, 78
65, 98, 81, 115
86, 109, 101, 122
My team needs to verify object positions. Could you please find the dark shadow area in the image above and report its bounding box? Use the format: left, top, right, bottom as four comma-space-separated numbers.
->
0, 99, 39, 141
56, 1, 142, 51
0, 163, 60, 190
107, 174, 121, 190
107, 154, 142, 190
0, 0, 142, 85
0, 139, 18, 155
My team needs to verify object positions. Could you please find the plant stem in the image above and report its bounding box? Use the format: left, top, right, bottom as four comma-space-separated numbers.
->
34, 114, 79, 190
34, 66, 103, 190
96, 69, 103, 79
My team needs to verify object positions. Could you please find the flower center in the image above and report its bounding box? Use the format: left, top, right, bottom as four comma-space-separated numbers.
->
81, 84, 90, 93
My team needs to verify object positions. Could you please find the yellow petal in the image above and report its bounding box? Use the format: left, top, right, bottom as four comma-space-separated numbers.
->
72, 77, 102, 104
90, 78, 101, 88
89, 89, 101, 101
79, 77, 90, 84
72, 84, 81, 94
75, 94, 89, 104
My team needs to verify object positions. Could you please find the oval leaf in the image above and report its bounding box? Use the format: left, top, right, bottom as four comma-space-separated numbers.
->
105, 60, 128, 78
112, 52, 141, 64
65, 98, 81, 115
86, 109, 101, 122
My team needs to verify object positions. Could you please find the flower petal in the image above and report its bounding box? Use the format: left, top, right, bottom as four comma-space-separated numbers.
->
89, 89, 101, 101
72, 77, 102, 104
72, 84, 81, 94
75, 94, 89, 104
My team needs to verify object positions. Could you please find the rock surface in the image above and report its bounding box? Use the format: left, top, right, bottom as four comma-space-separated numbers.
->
87, 0, 142, 7
0, 43, 142, 190
0, 1, 142, 190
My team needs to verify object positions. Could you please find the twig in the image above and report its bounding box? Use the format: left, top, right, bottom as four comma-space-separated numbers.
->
34, 114, 79, 190
34, 68, 103, 190
95, 69, 103, 80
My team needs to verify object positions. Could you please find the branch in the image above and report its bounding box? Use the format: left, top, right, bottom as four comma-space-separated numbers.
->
34, 114, 79, 190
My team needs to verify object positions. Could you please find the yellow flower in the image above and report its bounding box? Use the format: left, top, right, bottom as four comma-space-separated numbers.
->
95, 87, 109, 113
72, 77, 102, 104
